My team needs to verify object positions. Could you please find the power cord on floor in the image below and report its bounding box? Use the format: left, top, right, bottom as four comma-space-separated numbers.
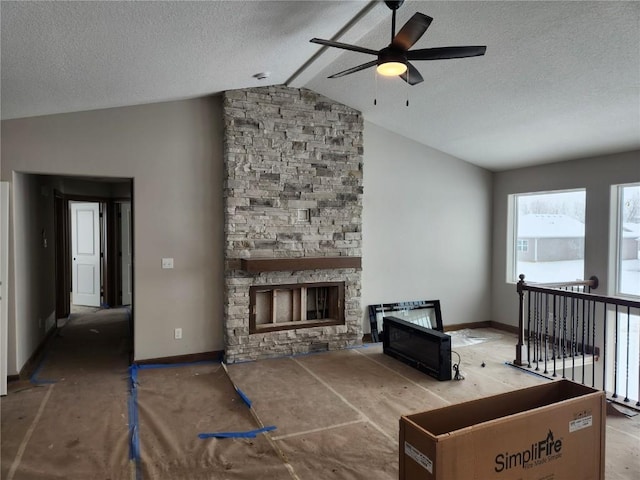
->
452, 350, 464, 381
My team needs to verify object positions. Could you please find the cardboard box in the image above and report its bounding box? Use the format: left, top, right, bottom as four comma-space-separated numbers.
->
399, 380, 605, 480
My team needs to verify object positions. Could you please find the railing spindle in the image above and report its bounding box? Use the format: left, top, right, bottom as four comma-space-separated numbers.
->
526, 287, 532, 367
552, 294, 557, 377
602, 302, 608, 394
516, 275, 525, 367
562, 296, 567, 378
535, 291, 541, 371
613, 305, 619, 399
570, 295, 576, 381
580, 294, 591, 385
544, 293, 549, 374
625, 306, 630, 403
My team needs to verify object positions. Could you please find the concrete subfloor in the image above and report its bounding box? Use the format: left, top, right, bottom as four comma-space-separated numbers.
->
1, 310, 638, 479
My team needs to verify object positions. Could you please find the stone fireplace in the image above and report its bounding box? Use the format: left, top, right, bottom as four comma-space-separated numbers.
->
223, 86, 363, 362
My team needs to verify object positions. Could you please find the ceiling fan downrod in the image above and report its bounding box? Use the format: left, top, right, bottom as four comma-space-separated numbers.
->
385, 0, 404, 41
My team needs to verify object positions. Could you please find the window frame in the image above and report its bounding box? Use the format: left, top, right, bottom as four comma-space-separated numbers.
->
613, 182, 640, 299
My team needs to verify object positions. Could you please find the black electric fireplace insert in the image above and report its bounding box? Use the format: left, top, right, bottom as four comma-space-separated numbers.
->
369, 300, 452, 381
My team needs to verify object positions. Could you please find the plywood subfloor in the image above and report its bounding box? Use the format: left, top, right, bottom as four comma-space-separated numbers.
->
2, 314, 639, 480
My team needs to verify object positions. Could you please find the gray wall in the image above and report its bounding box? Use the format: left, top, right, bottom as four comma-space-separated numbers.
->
1, 97, 225, 373
361, 122, 494, 329
491, 150, 640, 328
8, 173, 56, 374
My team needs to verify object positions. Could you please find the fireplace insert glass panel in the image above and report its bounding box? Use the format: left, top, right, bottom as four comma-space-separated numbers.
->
250, 282, 345, 333
368, 300, 443, 342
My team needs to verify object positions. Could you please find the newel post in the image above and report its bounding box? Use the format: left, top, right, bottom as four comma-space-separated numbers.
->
514, 274, 526, 366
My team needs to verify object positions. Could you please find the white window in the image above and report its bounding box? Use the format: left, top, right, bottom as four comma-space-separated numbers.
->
510, 189, 586, 283
615, 183, 640, 298
611, 184, 640, 402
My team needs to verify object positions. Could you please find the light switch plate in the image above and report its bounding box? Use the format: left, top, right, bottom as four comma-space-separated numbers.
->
162, 258, 174, 269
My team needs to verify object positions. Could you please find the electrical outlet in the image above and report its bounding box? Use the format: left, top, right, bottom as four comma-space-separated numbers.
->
162, 258, 174, 269
174, 328, 182, 340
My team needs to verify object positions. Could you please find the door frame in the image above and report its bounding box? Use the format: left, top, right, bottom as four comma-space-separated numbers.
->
1, 182, 9, 395
54, 192, 132, 320
54, 191, 71, 319
115, 201, 132, 306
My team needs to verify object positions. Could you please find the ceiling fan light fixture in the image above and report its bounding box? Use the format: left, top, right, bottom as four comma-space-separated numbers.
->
376, 61, 407, 76
311, 2, 485, 86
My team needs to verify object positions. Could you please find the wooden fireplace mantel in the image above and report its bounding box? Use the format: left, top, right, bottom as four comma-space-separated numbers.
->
228, 256, 361, 273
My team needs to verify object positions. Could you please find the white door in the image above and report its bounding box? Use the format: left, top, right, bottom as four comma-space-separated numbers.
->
1, 182, 9, 395
71, 202, 101, 307
120, 202, 132, 305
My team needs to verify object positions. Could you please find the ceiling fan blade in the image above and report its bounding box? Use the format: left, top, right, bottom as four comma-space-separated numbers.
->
391, 13, 433, 51
328, 60, 378, 79
399, 62, 423, 85
310, 38, 379, 56
407, 46, 487, 61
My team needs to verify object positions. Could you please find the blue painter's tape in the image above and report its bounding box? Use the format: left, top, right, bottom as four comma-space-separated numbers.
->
30, 352, 57, 385
130, 363, 139, 385
31, 376, 56, 385
235, 387, 252, 408
135, 359, 219, 371
198, 425, 276, 439
345, 343, 369, 350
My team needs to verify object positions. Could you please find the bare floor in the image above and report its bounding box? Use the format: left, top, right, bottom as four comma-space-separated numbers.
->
1, 310, 638, 479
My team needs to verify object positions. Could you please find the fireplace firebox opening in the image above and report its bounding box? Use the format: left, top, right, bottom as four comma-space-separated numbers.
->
249, 282, 345, 334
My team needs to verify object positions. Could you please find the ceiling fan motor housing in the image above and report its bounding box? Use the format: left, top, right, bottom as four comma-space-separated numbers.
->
378, 47, 407, 67
385, 0, 405, 10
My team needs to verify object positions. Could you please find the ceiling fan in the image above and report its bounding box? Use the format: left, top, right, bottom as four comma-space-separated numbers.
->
310, 0, 486, 85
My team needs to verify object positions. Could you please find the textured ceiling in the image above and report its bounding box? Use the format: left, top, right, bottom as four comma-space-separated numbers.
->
2, 1, 639, 171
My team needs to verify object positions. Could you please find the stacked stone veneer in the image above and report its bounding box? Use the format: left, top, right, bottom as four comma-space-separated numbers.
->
223, 86, 363, 362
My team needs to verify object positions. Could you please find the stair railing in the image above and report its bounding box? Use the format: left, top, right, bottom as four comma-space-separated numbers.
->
515, 274, 640, 407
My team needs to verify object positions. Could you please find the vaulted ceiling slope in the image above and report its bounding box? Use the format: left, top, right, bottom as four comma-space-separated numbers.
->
1, 1, 639, 171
